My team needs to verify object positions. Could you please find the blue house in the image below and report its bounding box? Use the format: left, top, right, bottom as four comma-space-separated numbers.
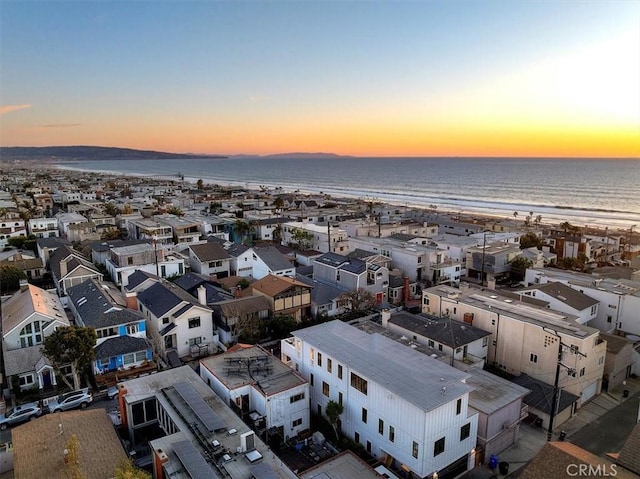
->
67, 278, 152, 375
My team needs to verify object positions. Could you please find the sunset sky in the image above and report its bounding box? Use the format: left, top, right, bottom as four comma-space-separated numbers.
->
1, 1, 639, 157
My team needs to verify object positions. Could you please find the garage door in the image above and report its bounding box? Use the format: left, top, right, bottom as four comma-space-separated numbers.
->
581, 381, 597, 403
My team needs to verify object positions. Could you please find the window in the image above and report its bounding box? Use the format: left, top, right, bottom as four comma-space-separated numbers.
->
456, 398, 462, 415
354, 431, 360, 443
598, 356, 604, 365
530, 353, 538, 363
310, 347, 315, 365
379, 419, 384, 435
322, 381, 330, 397
136, 351, 146, 362
412, 441, 419, 459
126, 324, 139, 334
482, 337, 488, 347
607, 315, 612, 323
19, 374, 35, 386
338, 392, 343, 406
19, 321, 44, 348
310, 373, 314, 386
327, 358, 332, 373
123, 353, 135, 365
350, 373, 368, 395
290, 393, 305, 403
336, 271, 340, 282
434, 437, 445, 456
461, 423, 471, 440
162, 317, 170, 324
438, 344, 443, 351
127, 257, 134, 265
208, 260, 223, 268
188, 337, 201, 346
579, 367, 585, 377
292, 418, 302, 427
361, 407, 368, 423
317, 352, 322, 367
389, 426, 395, 443
188, 317, 201, 329
428, 339, 434, 348
338, 364, 343, 379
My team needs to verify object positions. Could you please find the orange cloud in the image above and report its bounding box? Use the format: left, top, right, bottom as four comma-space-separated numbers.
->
0, 104, 31, 115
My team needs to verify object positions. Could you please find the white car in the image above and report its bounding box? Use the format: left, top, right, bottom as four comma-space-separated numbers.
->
0, 402, 42, 430
47, 388, 93, 413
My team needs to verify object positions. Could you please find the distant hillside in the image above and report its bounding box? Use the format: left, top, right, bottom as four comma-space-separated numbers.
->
0, 146, 225, 161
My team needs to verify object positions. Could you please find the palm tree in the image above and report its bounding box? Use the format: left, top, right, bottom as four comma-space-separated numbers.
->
233, 220, 250, 243
559, 221, 572, 234
196, 179, 204, 190
103, 202, 118, 217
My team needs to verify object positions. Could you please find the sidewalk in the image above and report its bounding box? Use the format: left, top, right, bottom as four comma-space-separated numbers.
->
490, 376, 640, 478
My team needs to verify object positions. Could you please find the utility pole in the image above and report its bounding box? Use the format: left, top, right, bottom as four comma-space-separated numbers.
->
480, 232, 487, 286
327, 222, 331, 253
548, 336, 563, 442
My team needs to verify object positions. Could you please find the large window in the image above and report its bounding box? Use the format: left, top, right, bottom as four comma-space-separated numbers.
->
19, 321, 44, 348
188, 317, 201, 329
389, 426, 395, 443
290, 393, 305, 403
460, 423, 471, 441
126, 324, 139, 334
434, 437, 445, 456
350, 372, 368, 395
322, 381, 330, 397
96, 327, 118, 339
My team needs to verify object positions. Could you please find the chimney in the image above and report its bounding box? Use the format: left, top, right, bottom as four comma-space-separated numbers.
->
197, 285, 207, 305
125, 291, 138, 310
59, 258, 68, 277
403, 275, 410, 304
381, 308, 391, 327
153, 448, 170, 479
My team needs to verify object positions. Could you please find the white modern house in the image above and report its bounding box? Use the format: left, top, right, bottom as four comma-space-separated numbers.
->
524, 268, 640, 336
281, 320, 478, 479
516, 281, 599, 325
200, 344, 310, 439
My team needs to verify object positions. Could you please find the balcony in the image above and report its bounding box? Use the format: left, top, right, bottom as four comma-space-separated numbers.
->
95, 360, 157, 388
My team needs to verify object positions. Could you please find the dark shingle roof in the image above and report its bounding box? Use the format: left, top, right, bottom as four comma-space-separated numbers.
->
137, 281, 210, 317
347, 248, 377, 260
174, 272, 215, 293
67, 279, 144, 328
618, 422, 640, 475
511, 373, 579, 415
389, 312, 490, 347
315, 252, 366, 274
49, 245, 98, 280
189, 242, 232, 262
94, 336, 151, 360
36, 237, 71, 249
254, 246, 293, 272
388, 233, 418, 241
90, 239, 148, 253
225, 242, 249, 257
125, 269, 159, 291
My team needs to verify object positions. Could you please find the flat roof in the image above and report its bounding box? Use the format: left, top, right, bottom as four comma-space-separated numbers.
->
466, 369, 530, 415
292, 320, 473, 412
298, 451, 384, 479
123, 366, 292, 479
200, 345, 306, 396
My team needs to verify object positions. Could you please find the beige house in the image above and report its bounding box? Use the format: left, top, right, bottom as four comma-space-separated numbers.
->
423, 284, 607, 407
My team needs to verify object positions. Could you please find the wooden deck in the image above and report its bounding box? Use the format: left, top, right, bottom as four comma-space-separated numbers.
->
95, 361, 158, 387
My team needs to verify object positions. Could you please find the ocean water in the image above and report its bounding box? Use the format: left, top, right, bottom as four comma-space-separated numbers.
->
54, 157, 640, 230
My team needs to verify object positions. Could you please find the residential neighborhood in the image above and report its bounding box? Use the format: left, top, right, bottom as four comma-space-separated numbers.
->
0, 165, 638, 479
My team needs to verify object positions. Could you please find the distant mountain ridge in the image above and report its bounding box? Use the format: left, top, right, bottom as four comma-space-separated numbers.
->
0, 146, 225, 161
0, 146, 349, 161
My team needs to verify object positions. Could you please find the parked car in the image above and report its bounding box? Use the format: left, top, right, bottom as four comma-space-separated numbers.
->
106, 386, 119, 400
0, 402, 42, 430
47, 388, 93, 413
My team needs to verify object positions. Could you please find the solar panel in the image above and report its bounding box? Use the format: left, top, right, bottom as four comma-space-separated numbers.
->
173, 382, 226, 432
249, 462, 280, 479
172, 440, 215, 479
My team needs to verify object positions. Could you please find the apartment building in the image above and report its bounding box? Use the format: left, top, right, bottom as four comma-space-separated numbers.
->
282, 221, 349, 254
422, 285, 607, 406
281, 320, 478, 479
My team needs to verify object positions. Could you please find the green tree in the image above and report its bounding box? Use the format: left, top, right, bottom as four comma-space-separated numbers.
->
233, 220, 251, 243
272, 197, 285, 210
290, 227, 313, 250
509, 256, 533, 281
103, 202, 119, 217
268, 315, 298, 340
101, 228, 122, 240
0, 265, 27, 293
42, 326, 97, 391
559, 221, 572, 234
115, 459, 151, 479
519, 232, 542, 249
325, 400, 344, 440
7, 235, 27, 249
166, 205, 183, 216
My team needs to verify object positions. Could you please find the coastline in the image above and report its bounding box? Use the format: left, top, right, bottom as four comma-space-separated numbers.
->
45, 162, 635, 236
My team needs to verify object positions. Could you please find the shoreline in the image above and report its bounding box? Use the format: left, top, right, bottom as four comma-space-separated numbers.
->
45, 163, 635, 236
